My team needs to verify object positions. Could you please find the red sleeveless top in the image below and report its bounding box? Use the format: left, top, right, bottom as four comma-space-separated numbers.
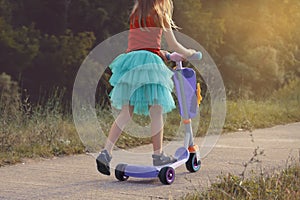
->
126, 15, 163, 57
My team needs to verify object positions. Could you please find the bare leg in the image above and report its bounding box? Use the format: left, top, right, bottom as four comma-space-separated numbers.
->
105, 105, 134, 155
149, 105, 164, 155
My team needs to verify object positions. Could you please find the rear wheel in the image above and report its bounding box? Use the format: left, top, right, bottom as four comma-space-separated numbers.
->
158, 167, 175, 185
115, 164, 129, 181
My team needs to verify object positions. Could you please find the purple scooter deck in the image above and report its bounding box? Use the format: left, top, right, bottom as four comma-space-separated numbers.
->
123, 147, 189, 178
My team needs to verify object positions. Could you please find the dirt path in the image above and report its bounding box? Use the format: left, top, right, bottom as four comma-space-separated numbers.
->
1, 123, 299, 200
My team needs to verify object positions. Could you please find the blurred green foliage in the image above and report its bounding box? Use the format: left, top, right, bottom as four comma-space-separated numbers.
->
0, 0, 299, 102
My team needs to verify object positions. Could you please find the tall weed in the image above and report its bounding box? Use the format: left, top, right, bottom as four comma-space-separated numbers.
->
183, 162, 300, 200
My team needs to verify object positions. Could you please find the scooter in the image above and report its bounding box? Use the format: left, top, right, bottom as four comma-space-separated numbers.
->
114, 52, 203, 185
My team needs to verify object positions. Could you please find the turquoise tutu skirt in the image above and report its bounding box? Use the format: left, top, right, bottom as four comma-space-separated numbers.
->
109, 50, 176, 115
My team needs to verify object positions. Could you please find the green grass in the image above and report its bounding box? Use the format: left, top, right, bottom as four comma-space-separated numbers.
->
224, 98, 300, 132
0, 112, 84, 166
224, 79, 300, 132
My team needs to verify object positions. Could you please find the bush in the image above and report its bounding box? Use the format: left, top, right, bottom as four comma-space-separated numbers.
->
0, 72, 21, 120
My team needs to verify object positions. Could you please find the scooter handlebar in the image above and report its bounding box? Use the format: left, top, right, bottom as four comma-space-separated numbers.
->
168, 52, 202, 70
188, 52, 202, 61
168, 52, 202, 62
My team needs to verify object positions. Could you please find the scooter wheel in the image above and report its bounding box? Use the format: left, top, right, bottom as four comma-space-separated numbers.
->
115, 164, 129, 181
186, 153, 201, 173
158, 167, 175, 185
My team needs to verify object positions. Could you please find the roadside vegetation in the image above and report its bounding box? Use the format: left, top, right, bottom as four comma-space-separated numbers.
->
182, 149, 300, 200
183, 163, 300, 200
0, 73, 84, 166
223, 79, 300, 132
1, 73, 299, 166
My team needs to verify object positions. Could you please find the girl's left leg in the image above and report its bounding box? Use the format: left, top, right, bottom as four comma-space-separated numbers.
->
96, 105, 134, 175
105, 105, 134, 155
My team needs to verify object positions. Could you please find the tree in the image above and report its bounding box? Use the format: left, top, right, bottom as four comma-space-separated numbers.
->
173, 0, 226, 59
23, 30, 96, 100
0, 17, 40, 77
203, 0, 300, 98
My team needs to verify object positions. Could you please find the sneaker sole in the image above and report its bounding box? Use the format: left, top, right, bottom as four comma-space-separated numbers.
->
153, 159, 177, 166
96, 159, 111, 176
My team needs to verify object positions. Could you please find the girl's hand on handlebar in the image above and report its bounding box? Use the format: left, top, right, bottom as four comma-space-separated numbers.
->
162, 49, 199, 62
160, 50, 170, 62
162, 50, 184, 62
169, 52, 184, 62
186, 49, 196, 58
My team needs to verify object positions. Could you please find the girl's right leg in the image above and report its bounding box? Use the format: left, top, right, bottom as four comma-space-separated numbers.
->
149, 105, 164, 155
149, 105, 177, 166
96, 105, 133, 175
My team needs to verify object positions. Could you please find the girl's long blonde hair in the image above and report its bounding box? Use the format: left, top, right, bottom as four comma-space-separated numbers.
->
130, 0, 178, 30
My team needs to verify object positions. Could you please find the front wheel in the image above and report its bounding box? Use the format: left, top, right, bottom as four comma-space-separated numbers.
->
185, 153, 201, 173
158, 167, 175, 185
